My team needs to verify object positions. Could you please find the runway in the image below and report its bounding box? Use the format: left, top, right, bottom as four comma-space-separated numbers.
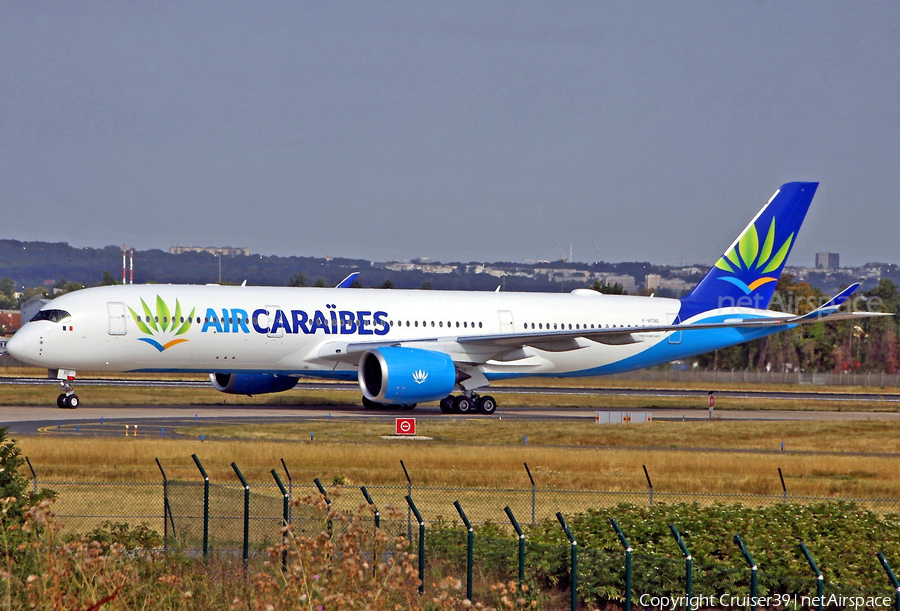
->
3, 376, 900, 403
3, 376, 900, 438
3, 402, 900, 439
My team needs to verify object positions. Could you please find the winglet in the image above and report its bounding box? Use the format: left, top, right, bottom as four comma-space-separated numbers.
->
336, 272, 360, 288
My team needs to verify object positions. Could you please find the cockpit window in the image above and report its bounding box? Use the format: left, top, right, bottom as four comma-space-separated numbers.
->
31, 309, 71, 323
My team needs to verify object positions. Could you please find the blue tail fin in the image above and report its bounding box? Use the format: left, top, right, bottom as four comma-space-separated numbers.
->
680, 182, 818, 320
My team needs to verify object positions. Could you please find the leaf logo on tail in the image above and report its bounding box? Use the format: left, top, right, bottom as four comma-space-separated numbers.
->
129, 297, 195, 352
714, 217, 793, 294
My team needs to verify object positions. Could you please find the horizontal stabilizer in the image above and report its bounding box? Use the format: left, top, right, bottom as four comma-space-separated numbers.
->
787, 283, 859, 323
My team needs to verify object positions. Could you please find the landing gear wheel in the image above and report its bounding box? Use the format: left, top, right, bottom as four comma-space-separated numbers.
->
57, 394, 66, 409
454, 395, 473, 414
400, 403, 417, 410
477, 395, 497, 415
439, 396, 454, 414
64, 394, 79, 409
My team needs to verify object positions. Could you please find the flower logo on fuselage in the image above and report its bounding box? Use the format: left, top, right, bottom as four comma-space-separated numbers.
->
129, 297, 195, 352
714, 217, 794, 295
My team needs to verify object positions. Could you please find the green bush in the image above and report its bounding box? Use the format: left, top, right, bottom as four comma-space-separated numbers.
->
428, 502, 900, 607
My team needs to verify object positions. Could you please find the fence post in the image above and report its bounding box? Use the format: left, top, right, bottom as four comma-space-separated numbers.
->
361, 486, 380, 529
155, 458, 175, 551
361, 486, 380, 577
504, 506, 526, 587
877, 553, 900, 611
643, 465, 653, 506
405, 494, 425, 595
778, 467, 787, 503
556, 512, 578, 611
610, 518, 632, 611
453, 501, 474, 602
280, 458, 293, 523
271, 469, 290, 571
669, 525, 692, 611
734, 534, 758, 611
799, 543, 824, 611
25, 456, 37, 496
231, 462, 250, 565
524, 462, 536, 524
313, 477, 333, 535
401, 460, 412, 540
191, 454, 210, 558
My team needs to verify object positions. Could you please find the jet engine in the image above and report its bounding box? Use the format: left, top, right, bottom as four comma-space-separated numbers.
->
209, 373, 299, 395
359, 346, 458, 404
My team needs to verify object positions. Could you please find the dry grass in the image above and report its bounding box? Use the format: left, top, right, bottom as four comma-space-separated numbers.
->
178, 418, 900, 453
14, 420, 900, 499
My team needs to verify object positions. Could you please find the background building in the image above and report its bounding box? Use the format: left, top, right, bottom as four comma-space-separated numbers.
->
815, 252, 840, 270
170, 246, 249, 256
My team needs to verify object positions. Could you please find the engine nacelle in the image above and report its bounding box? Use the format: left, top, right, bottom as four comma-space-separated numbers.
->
209, 372, 299, 396
359, 347, 457, 404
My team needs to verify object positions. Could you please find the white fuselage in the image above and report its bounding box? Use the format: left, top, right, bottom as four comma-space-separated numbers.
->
10, 284, 693, 380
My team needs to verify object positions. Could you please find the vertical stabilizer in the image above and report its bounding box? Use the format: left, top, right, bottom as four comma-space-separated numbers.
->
680, 182, 818, 320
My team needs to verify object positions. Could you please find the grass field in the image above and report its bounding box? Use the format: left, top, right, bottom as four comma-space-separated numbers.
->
15, 419, 900, 498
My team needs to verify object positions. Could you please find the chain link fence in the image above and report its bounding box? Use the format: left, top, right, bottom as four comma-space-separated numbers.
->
33, 469, 900, 607
40, 478, 900, 550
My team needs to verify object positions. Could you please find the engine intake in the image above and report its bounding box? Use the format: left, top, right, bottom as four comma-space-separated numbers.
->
209, 372, 299, 396
359, 347, 457, 404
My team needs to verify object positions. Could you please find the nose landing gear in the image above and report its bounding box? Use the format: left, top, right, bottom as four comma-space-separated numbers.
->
55, 372, 79, 409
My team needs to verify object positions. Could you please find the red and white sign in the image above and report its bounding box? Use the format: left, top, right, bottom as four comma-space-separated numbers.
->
708, 393, 715, 408
395, 417, 416, 436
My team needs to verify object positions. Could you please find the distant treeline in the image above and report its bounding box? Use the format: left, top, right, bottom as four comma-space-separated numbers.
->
0, 239, 670, 293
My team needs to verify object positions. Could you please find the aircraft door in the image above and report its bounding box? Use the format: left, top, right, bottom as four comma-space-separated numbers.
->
667, 312, 682, 344
108, 302, 127, 336
265, 305, 284, 338
498, 310, 514, 334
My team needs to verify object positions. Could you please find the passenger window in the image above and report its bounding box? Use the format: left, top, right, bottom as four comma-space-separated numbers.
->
464, 322, 467, 328
479, 322, 483, 328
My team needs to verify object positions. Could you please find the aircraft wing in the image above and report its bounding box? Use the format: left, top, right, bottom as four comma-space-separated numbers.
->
315, 283, 889, 365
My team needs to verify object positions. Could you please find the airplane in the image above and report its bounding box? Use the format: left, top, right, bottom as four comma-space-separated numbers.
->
7, 182, 886, 411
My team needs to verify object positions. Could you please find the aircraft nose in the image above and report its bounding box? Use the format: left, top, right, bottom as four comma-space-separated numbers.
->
6, 327, 37, 365
6, 333, 23, 359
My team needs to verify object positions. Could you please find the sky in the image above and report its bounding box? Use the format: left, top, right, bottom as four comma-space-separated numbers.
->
1, 2, 898, 267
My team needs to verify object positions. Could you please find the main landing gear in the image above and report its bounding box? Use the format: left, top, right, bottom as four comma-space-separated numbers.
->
439, 393, 496, 415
